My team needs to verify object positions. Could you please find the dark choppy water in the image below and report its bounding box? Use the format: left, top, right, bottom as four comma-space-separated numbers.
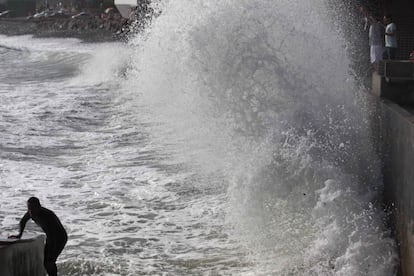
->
0, 0, 398, 275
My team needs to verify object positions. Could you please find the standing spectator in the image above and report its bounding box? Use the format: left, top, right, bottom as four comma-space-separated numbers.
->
383, 14, 397, 59
359, 5, 384, 69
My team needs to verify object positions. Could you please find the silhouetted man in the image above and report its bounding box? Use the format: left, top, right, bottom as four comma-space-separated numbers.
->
9, 197, 68, 276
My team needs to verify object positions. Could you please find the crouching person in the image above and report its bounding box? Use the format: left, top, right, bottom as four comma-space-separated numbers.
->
9, 197, 68, 276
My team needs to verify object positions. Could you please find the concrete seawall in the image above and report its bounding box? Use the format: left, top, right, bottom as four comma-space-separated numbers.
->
380, 100, 414, 276
0, 236, 45, 276
371, 64, 414, 275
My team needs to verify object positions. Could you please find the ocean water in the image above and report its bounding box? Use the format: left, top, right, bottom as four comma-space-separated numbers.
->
0, 0, 399, 275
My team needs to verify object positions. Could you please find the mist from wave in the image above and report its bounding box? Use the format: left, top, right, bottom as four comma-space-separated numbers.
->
0, 0, 399, 274
122, 0, 398, 274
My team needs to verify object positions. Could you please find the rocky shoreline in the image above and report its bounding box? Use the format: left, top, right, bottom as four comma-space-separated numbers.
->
0, 17, 129, 42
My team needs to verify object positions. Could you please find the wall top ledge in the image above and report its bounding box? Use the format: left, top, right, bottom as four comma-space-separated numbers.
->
0, 235, 45, 249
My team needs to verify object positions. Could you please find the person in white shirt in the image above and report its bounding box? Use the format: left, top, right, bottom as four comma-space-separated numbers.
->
358, 5, 384, 69
383, 14, 397, 59
368, 15, 384, 67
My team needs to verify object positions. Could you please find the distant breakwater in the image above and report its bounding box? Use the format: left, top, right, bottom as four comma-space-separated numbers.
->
0, 17, 131, 42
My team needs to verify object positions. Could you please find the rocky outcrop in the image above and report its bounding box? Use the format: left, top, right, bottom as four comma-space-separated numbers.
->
0, 16, 130, 42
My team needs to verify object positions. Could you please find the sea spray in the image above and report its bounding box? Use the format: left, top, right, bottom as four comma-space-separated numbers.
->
0, 0, 398, 274
125, 0, 398, 274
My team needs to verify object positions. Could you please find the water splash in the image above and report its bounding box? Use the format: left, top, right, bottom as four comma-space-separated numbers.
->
0, 0, 397, 274
123, 0, 398, 274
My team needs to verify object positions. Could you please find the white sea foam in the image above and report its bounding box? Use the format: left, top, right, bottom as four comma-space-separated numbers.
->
123, 0, 398, 274
0, 0, 399, 274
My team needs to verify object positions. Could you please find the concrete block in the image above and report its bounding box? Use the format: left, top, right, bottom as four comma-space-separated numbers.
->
0, 236, 46, 276
384, 61, 414, 80
371, 70, 414, 104
380, 101, 414, 275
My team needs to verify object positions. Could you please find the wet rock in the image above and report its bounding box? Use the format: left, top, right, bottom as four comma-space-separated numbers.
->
0, 16, 129, 42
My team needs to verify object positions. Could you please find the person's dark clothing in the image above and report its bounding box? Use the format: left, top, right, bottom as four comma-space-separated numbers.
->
20, 207, 67, 276
20, 207, 67, 240
384, 47, 397, 60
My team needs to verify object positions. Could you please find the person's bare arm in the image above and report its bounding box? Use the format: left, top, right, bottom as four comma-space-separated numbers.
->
367, 15, 376, 25
385, 23, 397, 36
358, 5, 368, 16
386, 30, 396, 36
